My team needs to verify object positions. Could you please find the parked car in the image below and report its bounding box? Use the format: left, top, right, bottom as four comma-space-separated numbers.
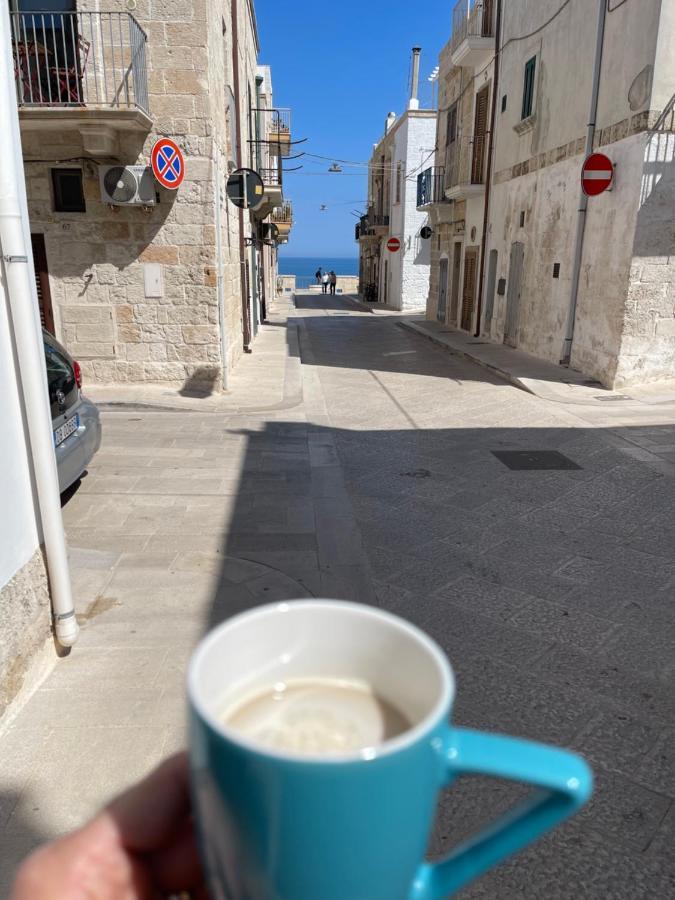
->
44, 330, 101, 493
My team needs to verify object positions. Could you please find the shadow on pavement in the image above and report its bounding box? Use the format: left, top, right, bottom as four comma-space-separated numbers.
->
203, 412, 675, 896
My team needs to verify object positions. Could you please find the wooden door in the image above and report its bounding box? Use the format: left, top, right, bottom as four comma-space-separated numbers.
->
472, 85, 490, 184
449, 242, 462, 325
504, 241, 524, 347
461, 248, 478, 332
30, 234, 55, 335
437, 258, 449, 322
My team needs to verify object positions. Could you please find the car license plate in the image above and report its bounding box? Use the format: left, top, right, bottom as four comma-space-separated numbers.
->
54, 414, 79, 447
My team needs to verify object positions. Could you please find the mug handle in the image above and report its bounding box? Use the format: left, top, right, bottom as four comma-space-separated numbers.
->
412, 727, 593, 899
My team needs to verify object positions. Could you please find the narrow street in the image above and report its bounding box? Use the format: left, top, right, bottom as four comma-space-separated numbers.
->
2, 293, 675, 898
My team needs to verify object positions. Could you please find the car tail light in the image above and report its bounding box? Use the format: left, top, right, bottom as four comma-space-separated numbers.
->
73, 360, 82, 390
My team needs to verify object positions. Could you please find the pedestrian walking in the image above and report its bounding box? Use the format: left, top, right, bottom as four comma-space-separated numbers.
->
330, 271, 337, 295
315, 267, 322, 284
321, 271, 330, 294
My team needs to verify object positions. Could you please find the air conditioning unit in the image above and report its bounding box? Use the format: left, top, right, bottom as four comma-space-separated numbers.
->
99, 165, 156, 206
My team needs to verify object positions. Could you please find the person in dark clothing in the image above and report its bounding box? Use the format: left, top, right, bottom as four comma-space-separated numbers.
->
330, 271, 337, 295
315, 268, 322, 284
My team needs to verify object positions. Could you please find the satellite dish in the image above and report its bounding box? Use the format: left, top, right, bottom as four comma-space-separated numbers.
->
226, 168, 264, 209
420, 225, 433, 239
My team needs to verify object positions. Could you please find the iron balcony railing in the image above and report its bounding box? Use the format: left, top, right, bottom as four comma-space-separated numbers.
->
272, 201, 292, 224
254, 106, 292, 157
259, 166, 282, 187
450, 0, 494, 54
445, 133, 488, 189
358, 212, 390, 237
417, 166, 445, 207
11, 11, 148, 114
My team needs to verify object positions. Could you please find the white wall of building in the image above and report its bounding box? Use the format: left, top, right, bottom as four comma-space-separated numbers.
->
486, 0, 674, 385
0, 274, 40, 587
383, 112, 436, 311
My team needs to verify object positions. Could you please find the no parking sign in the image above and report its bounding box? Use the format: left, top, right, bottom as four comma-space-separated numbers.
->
151, 138, 185, 190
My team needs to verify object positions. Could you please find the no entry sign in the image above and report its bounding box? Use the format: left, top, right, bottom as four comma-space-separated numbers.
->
151, 138, 185, 190
581, 153, 613, 196
387, 236, 401, 252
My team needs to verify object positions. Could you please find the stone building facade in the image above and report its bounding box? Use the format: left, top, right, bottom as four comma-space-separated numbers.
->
12, 0, 291, 390
420, 0, 675, 388
418, 0, 496, 333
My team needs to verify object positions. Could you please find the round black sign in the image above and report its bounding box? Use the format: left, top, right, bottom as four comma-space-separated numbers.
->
226, 168, 264, 209
420, 225, 433, 240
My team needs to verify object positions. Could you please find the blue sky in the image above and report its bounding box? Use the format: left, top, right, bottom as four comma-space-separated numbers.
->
256, 1, 451, 259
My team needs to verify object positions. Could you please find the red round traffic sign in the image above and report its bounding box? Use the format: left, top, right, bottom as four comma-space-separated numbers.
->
581, 152, 613, 197
386, 236, 401, 252
151, 138, 185, 190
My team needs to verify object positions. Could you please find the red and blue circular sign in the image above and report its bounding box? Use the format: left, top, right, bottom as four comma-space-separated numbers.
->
151, 138, 185, 190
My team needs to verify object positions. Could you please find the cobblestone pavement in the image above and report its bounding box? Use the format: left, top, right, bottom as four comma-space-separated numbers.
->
1, 292, 674, 897
296, 293, 675, 898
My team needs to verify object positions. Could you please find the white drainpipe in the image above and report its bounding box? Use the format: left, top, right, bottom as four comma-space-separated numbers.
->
0, 5, 78, 647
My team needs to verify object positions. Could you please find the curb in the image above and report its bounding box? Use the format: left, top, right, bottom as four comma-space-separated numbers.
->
398, 319, 532, 395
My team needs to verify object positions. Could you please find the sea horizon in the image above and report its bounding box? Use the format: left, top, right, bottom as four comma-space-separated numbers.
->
278, 256, 358, 278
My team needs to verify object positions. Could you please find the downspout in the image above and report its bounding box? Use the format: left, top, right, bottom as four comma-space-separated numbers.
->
0, 4, 78, 647
248, 74, 265, 336
214, 136, 229, 388
561, 0, 607, 364
231, 0, 252, 352
474, 0, 502, 337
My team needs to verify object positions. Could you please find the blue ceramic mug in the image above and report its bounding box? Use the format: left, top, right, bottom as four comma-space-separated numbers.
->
188, 600, 592, 899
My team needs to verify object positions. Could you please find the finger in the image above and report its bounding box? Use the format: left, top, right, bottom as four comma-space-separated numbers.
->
105, 752, 192, 853
146, 819, 207, 892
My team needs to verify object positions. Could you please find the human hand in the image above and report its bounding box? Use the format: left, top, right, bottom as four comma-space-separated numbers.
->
12, 752, 208, 899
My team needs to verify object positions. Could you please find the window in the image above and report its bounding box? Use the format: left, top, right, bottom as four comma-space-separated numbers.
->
395, 162, 402, 203
446, 102, 458, 145
51, 168, 85, 213
521, 56, 536, 120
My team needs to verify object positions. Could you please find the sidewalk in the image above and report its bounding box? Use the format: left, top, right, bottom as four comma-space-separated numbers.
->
398, 315, 675, 408
0, 293, 373, 893
85, 294, 301, 414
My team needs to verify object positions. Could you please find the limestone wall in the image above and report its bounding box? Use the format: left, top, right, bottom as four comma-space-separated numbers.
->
22, 0, 262, 388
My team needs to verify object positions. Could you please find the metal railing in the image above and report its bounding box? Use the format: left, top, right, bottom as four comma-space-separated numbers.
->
272, 201, 292, 224
445, 134, 488, 189
11, 11, 148, 113
450, 0, 494, 54
417, 166, 445, 207
358, 212, 389, 237
254, 106, 292, 158
259, 166, 282, 187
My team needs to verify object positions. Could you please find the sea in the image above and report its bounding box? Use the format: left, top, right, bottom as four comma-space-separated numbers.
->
278, 256, 358, 278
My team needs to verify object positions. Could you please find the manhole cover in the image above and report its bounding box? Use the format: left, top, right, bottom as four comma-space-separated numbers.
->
492, 450, 582, 471
595, 395, 632, 401
400, 469, 431, 478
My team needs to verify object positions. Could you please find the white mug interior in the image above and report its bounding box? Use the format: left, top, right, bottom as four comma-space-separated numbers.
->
188, 600, 455, 761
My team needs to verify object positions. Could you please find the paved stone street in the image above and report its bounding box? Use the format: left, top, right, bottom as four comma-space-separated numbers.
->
1, 293, 675, 897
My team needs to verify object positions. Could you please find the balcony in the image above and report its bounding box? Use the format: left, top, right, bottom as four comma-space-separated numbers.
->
251, 165, 283, 218
357, 211, 389, 241
11, 11, 151, 155
271, 202, 292, 240
416, 166, 445, 208
266, 108, 292, 157
444, 134, 487, 201
450, 0, 494, 69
